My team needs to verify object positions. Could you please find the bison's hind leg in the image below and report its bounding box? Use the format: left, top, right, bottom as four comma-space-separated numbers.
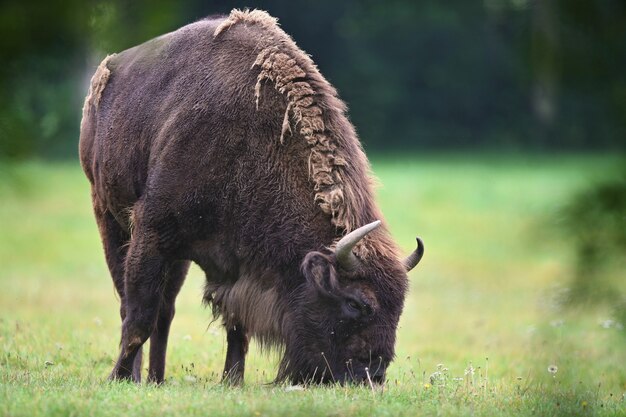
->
109, 201, 189, 384
93, 196, 143, 382
147, 260, 190, 384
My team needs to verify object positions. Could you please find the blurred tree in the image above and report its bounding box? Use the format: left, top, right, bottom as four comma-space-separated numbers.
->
530, 0, 558, 145
529, 0, 626, 148
0, 0, 624, 159
0, 0, 90, 158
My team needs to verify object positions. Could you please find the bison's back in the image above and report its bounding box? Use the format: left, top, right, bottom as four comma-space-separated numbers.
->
80, 17, 296, 223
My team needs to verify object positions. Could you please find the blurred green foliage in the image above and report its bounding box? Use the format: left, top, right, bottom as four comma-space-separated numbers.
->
0, 0, 88, 158
559, 170, 626, 314
0, 0, 625, 159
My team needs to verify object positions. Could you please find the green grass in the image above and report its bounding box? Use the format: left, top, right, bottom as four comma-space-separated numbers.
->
0, 155, 624, 416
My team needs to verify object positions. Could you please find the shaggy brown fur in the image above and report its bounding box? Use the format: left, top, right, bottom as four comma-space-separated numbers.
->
214, 8, 278, 37
217, 9, 377, 237
79, 8, 418, 386
82, 54, 115, 116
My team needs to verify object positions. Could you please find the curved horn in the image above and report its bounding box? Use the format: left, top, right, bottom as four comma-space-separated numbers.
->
335, 220, 382, 270
403, 237, 424, 272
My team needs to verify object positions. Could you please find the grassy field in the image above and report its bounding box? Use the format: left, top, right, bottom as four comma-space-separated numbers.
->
0, 155, 624, 416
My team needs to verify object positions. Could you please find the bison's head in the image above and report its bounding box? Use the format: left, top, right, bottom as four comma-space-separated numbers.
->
279, 221, 423, 385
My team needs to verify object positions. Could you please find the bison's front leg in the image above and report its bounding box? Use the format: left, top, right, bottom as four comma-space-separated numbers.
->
222, 325, 248, 385
110, 232, 167, 381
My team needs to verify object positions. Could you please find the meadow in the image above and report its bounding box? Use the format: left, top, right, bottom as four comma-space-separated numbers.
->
0, 155, 624, 416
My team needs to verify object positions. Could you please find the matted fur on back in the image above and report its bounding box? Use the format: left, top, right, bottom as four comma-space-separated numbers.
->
215, 9, 377, 238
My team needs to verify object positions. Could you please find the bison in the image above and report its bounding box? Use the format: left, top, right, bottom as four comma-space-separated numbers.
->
79, 9, 423, 385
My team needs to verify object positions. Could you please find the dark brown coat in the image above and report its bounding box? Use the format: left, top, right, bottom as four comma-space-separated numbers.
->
79, 9, 422, 385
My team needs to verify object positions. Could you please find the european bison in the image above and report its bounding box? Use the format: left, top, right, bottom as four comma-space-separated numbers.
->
79, 9, 423, 385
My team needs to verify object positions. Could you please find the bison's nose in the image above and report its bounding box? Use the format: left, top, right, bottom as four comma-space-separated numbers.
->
348, 365, 386, 384
369, 367, 386, 384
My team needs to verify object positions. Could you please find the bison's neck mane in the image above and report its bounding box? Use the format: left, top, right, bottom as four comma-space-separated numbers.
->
214, 9, 398, 260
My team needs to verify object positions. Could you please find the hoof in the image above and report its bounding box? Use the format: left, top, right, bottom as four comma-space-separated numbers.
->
108, 367, 139, 383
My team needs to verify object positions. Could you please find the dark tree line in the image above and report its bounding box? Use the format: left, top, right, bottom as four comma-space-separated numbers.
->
1, 0, 624, 159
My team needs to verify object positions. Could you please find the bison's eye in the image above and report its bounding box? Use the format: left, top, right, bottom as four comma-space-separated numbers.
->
346, 299, 361, 313
342, 297, 372, 320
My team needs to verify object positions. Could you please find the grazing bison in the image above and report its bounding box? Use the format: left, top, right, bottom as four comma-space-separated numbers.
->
79, 9, 423, 385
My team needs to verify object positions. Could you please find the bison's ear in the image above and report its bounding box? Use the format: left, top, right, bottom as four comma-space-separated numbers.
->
301, 251, 339, 296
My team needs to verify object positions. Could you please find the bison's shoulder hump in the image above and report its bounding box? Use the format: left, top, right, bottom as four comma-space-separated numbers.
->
213, 9, 279, 38
211, 10, 368, 233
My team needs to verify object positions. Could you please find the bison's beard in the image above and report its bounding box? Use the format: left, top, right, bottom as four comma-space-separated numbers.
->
276, 325, 374, 385
276, 314, 338, 384
277, 348, 337, 384
277, 349, 386, 385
